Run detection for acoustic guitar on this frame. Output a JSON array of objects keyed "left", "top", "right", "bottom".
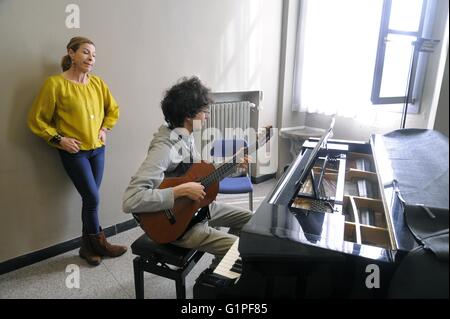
[{"left": 137, "top": 127, "right": 272, "bottom": 244}]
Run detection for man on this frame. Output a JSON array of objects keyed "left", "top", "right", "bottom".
[{"left": 122, "top": 76, "right": 252, "bottom": 268}]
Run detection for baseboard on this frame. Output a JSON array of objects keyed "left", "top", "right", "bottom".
[
  {"left": 0, "top": 218, "right": 138, "bottom": 276},
  {"left": 251, "top": 173, "right": 276, "bottom": 184}
]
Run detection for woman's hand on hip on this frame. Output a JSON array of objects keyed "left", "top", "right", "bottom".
[
  {"left": 99, "top": 128, "right": 108, "bottom": 144},
  {"left": 60, "top": 137, "right": 81, "bottom": 153}
]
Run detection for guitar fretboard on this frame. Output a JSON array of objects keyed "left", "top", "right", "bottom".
[
  {"left": 200, "top": 163, "right": 237, "bottom": 188},
  {"left": 198, "top": 131, "right": 270, "bottom": 188}
]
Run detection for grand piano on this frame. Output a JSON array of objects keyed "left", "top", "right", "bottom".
[{"left": 194, "top": 122, "right": 449, "bottom": 298}]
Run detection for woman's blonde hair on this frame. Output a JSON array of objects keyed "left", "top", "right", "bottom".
[{"left": 60, "top": 36, "right": 95, "bottom": 71}]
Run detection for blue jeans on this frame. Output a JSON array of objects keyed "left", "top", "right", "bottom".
[{"left": 58, "top": 146, "right": 105, "bottom": 234}]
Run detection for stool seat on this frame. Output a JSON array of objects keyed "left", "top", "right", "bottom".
[
  {"left": 131, "top": 233, "right": 197, "bottom": 267},
  {"left": 131, "top": 233, "right": 204, "bottom": 299}
]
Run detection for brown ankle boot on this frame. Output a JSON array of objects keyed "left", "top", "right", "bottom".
[
  {"left": 89, "top": 230, "right": 127, "bottom": 258},
  {"left": 79, "top": 235, "right": 102, "bottom": 266}
]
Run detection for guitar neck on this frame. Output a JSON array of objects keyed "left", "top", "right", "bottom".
[
  {"left": 199, "top": 132, "right": 270, "bottom": 188},
  {"left": 200, "top": 162, "right": 239, "bottom": 188}
]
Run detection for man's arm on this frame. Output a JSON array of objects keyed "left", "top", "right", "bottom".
[
  {"left": 122, "top": 143, "right": 174, "bottom": 213},
  {"left": 122, "top": 142, "right": 207, "bottom": 214}
]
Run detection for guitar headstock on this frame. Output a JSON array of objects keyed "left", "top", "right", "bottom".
[
  {"left": 257, "top": 125, "right": 273, "bottom": 147},
  {"left": 219, "top": 126, "right": 274, "bottom": 166},
  {"left": 237, "top": 125, "right": 273, "bottom": 157}
]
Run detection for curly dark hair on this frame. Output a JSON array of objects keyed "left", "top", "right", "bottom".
[{"left": 161, "top": 76, "right": 213, "bottom": 129}]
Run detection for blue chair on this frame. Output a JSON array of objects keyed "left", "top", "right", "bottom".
[{"left": 211, "top": 139, "right": 254, "bottom": 211}]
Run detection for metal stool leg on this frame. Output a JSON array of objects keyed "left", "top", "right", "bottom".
[
  {"left": 133, "top": 257, "right": 144, "bottom": 299},
  {"left": 249, "top": 191, "right": 253, "bottom": 211}
]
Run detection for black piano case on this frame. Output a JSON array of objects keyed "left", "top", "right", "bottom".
[{"left": 389, "top": 204, "right": 448, "bottom": 298}]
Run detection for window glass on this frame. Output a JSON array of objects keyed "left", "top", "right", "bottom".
[
  {"left": 379, "top": 34, "right": 416, "bottom": 97},
  {"left": 389, "top": 0, "right": 424, "bottom": 32}
]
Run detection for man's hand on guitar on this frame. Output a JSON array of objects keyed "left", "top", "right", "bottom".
[
  {"left": 237, "top": 153, "right": 252, "bottom": 172},
  {"left": 173, "top": 182, "right": 206, "bottom": 201}
]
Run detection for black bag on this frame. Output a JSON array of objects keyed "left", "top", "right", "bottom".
[{"left": 389, "top": 205, "right": 449, "bottom": 298}]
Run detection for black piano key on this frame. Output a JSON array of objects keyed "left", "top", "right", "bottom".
[
  {"left": 230, "top": 265, "right": 242, "bottom": 273},
  {"left": 230, "top": 258, "right": 243, "bottom": 273}
]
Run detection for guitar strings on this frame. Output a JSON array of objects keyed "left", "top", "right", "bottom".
[{"left": 198, "top": 133, "right": 268, "bottom": 188}]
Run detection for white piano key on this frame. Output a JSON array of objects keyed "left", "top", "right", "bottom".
[{"left": 213, "top": 239, "right": 241, "bottom": 279}]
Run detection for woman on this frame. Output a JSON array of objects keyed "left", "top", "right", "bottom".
[{"left": 28, "top": 37, "right": 127, "bottom": 266}]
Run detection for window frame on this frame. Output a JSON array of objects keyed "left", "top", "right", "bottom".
[{"left": 371, "top": 0, "right": 436, "bottom": 111}]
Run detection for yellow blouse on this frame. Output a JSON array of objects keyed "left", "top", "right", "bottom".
[{"left": 28, "top": 74, "right": 119, "bottom": 150}]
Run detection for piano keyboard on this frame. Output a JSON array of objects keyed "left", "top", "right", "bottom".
[{"left": 213, "top": 239, "right": 241, "bottom": 280}]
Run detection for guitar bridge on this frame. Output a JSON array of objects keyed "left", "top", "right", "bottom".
[{"left": 164, "top": 209, "right": 177, "bottom": 224}]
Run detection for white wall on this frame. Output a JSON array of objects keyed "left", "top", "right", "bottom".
[
  {"left": 432, "top": 51, "right": 449, "bottom": 137},
  {"left": 276, "top": 0, "right": 306, "bottom": 173},
  {"left": 0, "top": 0, "right": 282, "bottom": 263}
]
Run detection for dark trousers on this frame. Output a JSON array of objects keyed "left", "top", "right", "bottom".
[{"left": 58, "top": 146, "right": 105, "bottom": 234}]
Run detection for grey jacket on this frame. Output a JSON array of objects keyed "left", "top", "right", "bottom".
[{"left": 122, "top": 125, "right": 200, "bottom": 214}]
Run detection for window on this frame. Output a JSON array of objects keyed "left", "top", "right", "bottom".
[
  {"left": 371, "top": 0, "right": 438, "bottom": 111},
  {"left": 292, "top": 0, "right": 440, "bottom": 116}
]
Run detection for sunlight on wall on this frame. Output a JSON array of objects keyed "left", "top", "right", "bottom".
[{"left": 215, "top": 0, "right": 263, "bottom": 91}]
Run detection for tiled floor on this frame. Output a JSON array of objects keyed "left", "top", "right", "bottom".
[{"left": 0, "top": 178, "right": 277, "bottom": 299}]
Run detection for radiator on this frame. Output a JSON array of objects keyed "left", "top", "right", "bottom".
[{"left": 205, "top": 101, "right": 254, "bottom": 141}]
